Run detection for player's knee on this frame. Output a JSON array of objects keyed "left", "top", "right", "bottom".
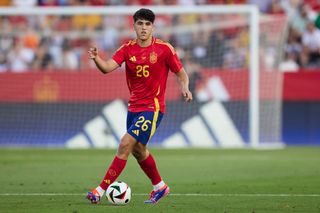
[{"left": 117, "top": 138, "right": 132, "bottom": 159}]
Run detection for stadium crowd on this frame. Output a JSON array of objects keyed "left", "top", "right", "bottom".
[{"left": 0, "top": 0, "right": 320, "bottom": 72}]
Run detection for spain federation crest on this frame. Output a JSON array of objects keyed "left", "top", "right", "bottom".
[{"left": 149, "top": 51, "right": 157, "bottom": 64}]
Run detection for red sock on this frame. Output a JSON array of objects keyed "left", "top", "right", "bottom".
[
  {"left": 99, "top": 156, "right": 127, "bottom": 190},
  {"left": 138, "top": 154, "right": 162, "bottom": 185}
]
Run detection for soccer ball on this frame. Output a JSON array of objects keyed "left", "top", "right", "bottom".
[{"left": 106, "top": 181, "right": 131, "bottom": 205}]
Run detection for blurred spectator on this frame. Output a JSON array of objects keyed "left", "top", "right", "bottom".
[
  {"left": 223, "top": 37, "right": 247, "bottom": 70},
  {"left": 70, "top": 0, "right": 103, "bottom": 31},
  {"left": 7, "top": 39, "right": 35, "bottom": 72},
  {"left": 89, "top": 0, "right": 107, "bottom": 5},
  {"left": 280, "top": 0, "right": 302, "bottom": 19},
  {"left": 192, "top": 31, "right": 210, "bottom": 66},
  {"left": 301, "top": 21, "right": 320, "bottom": 67},
  {"left": 53, "top": 16, "right": 73, "bottom": 32},
  {"left": 279, "top": 52, "right": 300, "bottom": 72},
  {"left": 299, "top": 46, "right": 311, "bottom": 68},
  {"left": 289, "top": 2, "right": 317, "bottom": 34},
  {"left": 284, "top": 27, "right": 302, "bottom": 59},
  {"left": 206, "top": 31, "right": 225, "bottom": 68},
  {"left": 7, "top": 15, "right": 28, "bottom": 32},
  {"left": 32, "top": 38, "right": 53, "bottom": 70},
  {"left": 315, "top": 13, "right": 320, "bottom": 29},
  {"left": 0, "top": 51, "right": 8, "bottom": 72},
  {"left": 12, "top": 0, "right": 37, "bottom": 7},
  {"left": 99, "top": 15, "right": 124, "bottom": 51},
  {"left": 0, "top": 0, "right": 10, "bottom": 6},
  {"left": 304, "top": 0, "right": 320, "bottom": 11},
  {"left": 171, "top": 14, "right": 196, "bottom": 49},
  {"left": 177, "top": 0, "right": 196, "bottom": 5},
  {"left": 72, "top": 15, "right": 102, "bottom": 31},
  {"left": 107, "top": 0, "right": 127, "bottom": 5},
  {"left": 57, "top": 0, "right": 69, "bottom": 5},
  {"left": 161, "top": 0, "right": 177, "bottom": 4},
  {"left": 48, "top": 35, "right": 64, "bottom": 68},
  {"left": 127, "top": 0, "right": 154, "bottom": 5},
  {"left": 61, "top": 39, "right": 79, "bottom": 70},
  {"left": 0, "top": 34, "right": 14, "bottom": 53},
  {"left": 38, "top": 0, "right": 59, "bottom": 6},
  {"left": 207, "top": 0, "right": 245, "bottom": 3},
  {"left": 22, "top": 27, "right": 40, "bottom": 49},
  {"left": 207, "top": 0, "right": 224, "bottom": 3},
  {"left": 247, "top": 0, "right": 273, "bottom": 13},
  {"left": 268, "top": 0, "right": 285, "bottom": 15}
]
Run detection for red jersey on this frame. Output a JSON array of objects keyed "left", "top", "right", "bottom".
[{"left": 112, "top": 37, "right": 182, "bottom": 113}]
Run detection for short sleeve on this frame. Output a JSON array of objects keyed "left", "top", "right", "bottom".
[
  {"left": 166, "top": 45, "right": 183, "bottom": 73},
  {"left": 112, "top": 44, "right": 126, "bottom": 66}
]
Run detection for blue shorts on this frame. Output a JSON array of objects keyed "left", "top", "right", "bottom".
[{"left": 127, "top": 111, "right": 163, "bottom": 145}]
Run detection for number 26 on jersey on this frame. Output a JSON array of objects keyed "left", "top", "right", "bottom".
[{"left": 136, "top": 65, "right": 149, "bottom": 77}]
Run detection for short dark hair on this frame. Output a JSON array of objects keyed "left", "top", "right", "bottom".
[{"left": 133, "top": 8, "right": 155, "bottom": 23}]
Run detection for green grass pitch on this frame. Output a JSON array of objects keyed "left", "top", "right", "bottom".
[{"left": 0, "top": 147, "right": 319, "bottom": 213}]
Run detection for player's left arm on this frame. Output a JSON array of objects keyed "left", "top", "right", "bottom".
[{"left": 175, "top": 68, "right": 193, "bottom": 102}]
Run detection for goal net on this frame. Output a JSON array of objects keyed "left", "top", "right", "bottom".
[{"left": 0, "top": 5, "right": 288, "bottom": 148}]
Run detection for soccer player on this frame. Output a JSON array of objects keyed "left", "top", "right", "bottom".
[{"left": 86, "top": 8, "right": 192, "bottom": 204}]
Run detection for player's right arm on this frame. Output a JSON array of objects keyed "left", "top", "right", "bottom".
[{"left": 88, "top": 47, "right": 119, "bottom": 74}]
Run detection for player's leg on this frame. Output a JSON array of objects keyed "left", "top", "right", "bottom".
[
  {"left": 132, "top": 143, "right": 170, "bottom": 204},
  {"left": 132, "top": 143, "right": 161, "bottom": 186},
  {"left": 99, "top": 133, "right": 137, "bottom": 188},
  {"left": 130, "top": 110, "right": 169, "bottom": 204},
  {"left": 87, "top": 133, "right": 137, "bottom": 204}
]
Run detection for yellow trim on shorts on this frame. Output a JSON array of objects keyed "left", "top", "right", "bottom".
[{"left": 149, "top": 97, "right": 160, "bottom": 140}]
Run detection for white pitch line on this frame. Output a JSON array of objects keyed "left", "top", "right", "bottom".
[
  {"left": 0, "top": 193, "right": 319, "bottom": 197},
  {"left": 167, "top": 193, "right": 320, "bottom": 197}
]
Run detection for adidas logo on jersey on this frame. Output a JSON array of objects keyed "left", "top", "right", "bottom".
[
  {"left": 129, "top": 56, "right": 136, "bottom": 62},
  {"left": 132, "top": 129, "right": 139, "bottom": 136}
]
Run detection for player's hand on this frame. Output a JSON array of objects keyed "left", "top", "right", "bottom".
[
  {"left": 182, "top": 89, "right": 193, "bottom": 102},
  {"left": 88, "top": 47, "right": 98, "bottom": 59}
]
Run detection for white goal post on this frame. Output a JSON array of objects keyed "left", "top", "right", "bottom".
[{"left": 0, "top": 5, "right": 286, "bottom": 148}]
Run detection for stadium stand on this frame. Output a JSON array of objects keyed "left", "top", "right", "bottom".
[{"left": 0, "top": 0, "right": 319, "bottom": 72}]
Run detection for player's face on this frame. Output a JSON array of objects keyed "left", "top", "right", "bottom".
[{"left": 134, "top": 19, "right": 154, "bottom": 42}]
